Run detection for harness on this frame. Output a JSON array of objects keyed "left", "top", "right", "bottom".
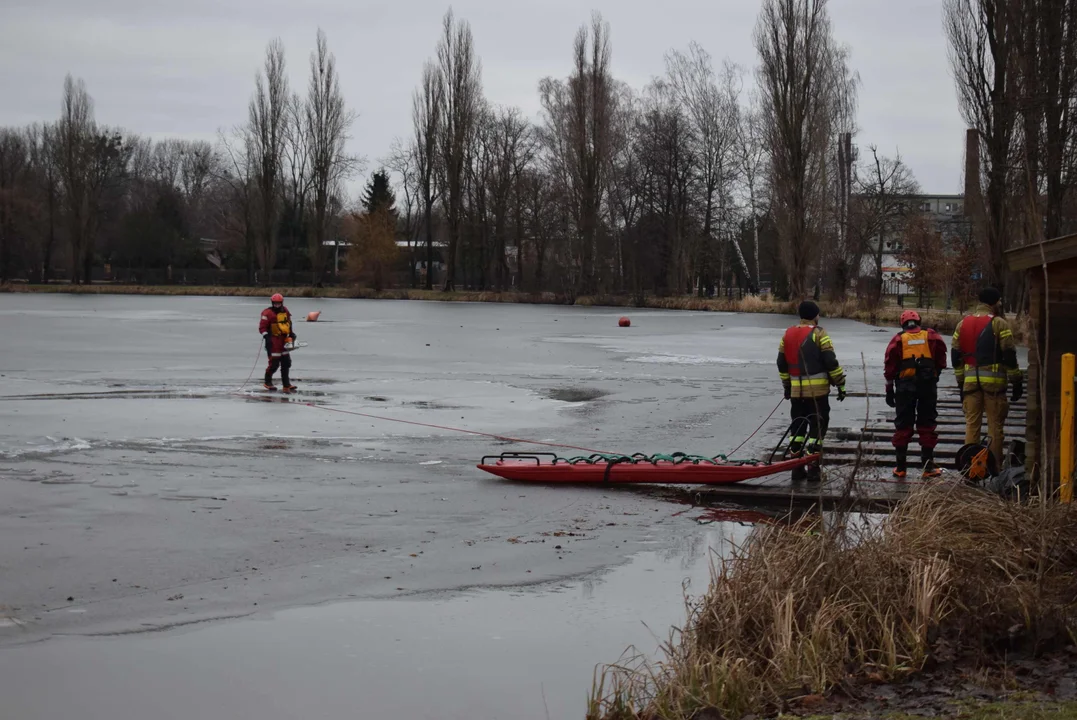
[
  {"left": 959, "top": 314, "right": 1005, "bottom": 390},
  {"left": 270, "top": 310, "right": 292, "bottom": 337},
  {"left": 898, "top": 329, "right": 935, "bottom": 383},
  {"left": 783, "top": 325, "right": 828, "bottom": 397}
]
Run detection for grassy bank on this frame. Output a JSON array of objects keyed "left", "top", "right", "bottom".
[
  {"left": 806, "top": 700, "right": 1077, "bottom": 719},
  {"left": 587, "top": 483, "right": 1077, "bottom": 720},
  {"left": 1, "top": 283, "right": 985, "bottom": 334}
]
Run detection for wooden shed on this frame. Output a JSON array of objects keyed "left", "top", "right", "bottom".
[{"left": 1004, "top": 232, "right": 1077, "bottom": 487}]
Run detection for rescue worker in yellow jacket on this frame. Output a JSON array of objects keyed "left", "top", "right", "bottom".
[
  {"left": 951, "top": 287, "right": 1022, "bottom": 464},
  {"left": 777, "top": 301, "right": 847, "bottom": 481}
]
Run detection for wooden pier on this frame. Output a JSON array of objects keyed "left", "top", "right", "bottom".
[{"left": 657, "top": 388, "right": 1027, "bottom": 513}]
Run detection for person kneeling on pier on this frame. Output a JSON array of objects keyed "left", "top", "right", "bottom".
[
  {"left": 777, "top": 301, "right": 847, "bottom": 482},
  {"left": 884, "top": 310, "right": 947, "bottom": 479}
]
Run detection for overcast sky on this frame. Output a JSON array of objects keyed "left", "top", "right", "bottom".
[{"left": 0, "top": 0, "right": 966, "bottom": 196}]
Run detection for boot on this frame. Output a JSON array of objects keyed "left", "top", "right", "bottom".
[
  {"left": 281, "top": 371, "right": 296, "bottom": 393},
  {"left": 263, "top": 371, "right": 276, "bottom": 391},
  {"left": 921, "top": 448, "right": 941, "bottom": 478},
  {"left": 893, "top": 446, "right": 908, "bottom": 479},
  {"left": 791, "top": 464, "right": 807, "bottom": 482}
]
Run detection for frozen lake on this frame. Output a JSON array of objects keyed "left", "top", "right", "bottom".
[{"left": 0, "top": 294, "right": 892, "bottom": 718}]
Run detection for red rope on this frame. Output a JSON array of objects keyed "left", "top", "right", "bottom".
[
  {"left": 297, "top": 402, "right": 612, "bottom": 455},
  {"left": 234, "top": 386, "right": 787, "bottom": 461}
]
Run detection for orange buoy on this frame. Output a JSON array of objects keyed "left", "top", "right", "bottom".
[
  {"left": 306, "top": 311, "right": 321, "bottom": 322},
  {"left": 618, "top": 316, "right": 631, "bottom": 327}
]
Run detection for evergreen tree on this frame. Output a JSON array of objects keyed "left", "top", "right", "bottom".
[{"left": 361, "top": 169, "right": 396, "bottom": 216}]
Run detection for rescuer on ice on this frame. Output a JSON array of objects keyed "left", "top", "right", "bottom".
[
  {"left": 951, "top": 287, "right": 1022, "bottom": 465},
  {"left": 260, "top": 293, "right": 298, "bottom": 393},
  {"left": 883, "top": 310, "right": 948, "bottom": 478},
  {"left": 777, "top": 301, "right": 847, "bottom": 481}
]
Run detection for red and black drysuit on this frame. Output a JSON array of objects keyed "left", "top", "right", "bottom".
[
  {"left": 259, "top": 304, "right": 296, "bottom": 388},
  {"left": 883, "top": 325, "right": 947, "bottom": 472}
]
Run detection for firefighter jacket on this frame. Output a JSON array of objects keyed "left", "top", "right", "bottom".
[
  {"left": 777, "top": 320, "right": 846, "bottom": 399},
  {"left": 950, "top": 304, "right": 1020, "bottom": 393},
  {"left": 884, "top": 326, "right": 947, "bottom": 388}
]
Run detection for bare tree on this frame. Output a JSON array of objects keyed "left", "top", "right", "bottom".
[
  {"left": 54, "top": 75, "right": 129, "bottom": 284},
  {"left": 1009, "top": 0, "right": 1077, "bottom": 240},
  {"left": 633, "top": 79, "right": 697, "bottom": 296},
  {"left": 850, "top": 146, "right": 920, "bottom": 305},
  {"left": 177, "top": 140, "right": 217, "bottom": 240},
  {"left": 54, "top": 75, "right": 94, "bottom": 284},
  {"left": 385, "top": 139, "right": 421, "bottom": 286},
  {"left": 435, "top": 9, "right": 482, "bottom": 291},
  {"left": 282, "top": 92, "right": 310, "bottom": 284},
  {"left": 26, "top": 123, "right": 62, "bottom": 283},
  {"left": 539, "top": 12, "right": 615, "bottom": 295},
  {"left": 606, "top": 82, "right": 644, "bottom": 294},
  {"left": 0, "top": 129, "right": 31, "bottom": 282},
  {"left": 413, "top": 60, "right": 443, "bottom": 290},
  {"left": 944, "top": 0, "right": 1019, "bottom": 296},
  {"left": 897, "top": 212, "right": 943, "bottom": 306},
  {"left": 1036, "top": 0, "right": 1077, "bottom": 239},
  {"left": 306, "top": 29, "right": 359, "bottom": 286},
  {"left": 247, "top": 38, "right": 289, "bottom": 282},
  {"left": 484, "top": 106, "right": 535, "bottom": 290},
  {"left": 217, "top": 125, "right": 257, "bottom": 277},
  {"left": 754, "top": 0, "right": 858, "bottom": 300},
  {"left": 519, "top": 167, "right": 557, "bottom": 292},
  {"left": 735, "top": 88, "right": 768, "bottom": 289},
  {"left": 666, "top": 47, "right": 751, "bottom": 293}
]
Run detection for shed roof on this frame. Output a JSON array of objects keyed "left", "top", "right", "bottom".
[{"left": 1005, "top": 232, "right": 1077, "bottom": 272}]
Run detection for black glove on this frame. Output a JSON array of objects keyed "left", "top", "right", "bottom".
[
  {"left": 1011, "top": 379, "right": 1023, "bottom": 403},
  {"left": 783, "top": 383, "right": 791, "bottom": 400},
  {"left": 885, "top": 384, "right": 896, "bottom": 408},
  {"left": 957, "top": 384, "right": 964, "bottom": 402},
  {"left": 837, "top": 386, "right": 847, "bottom": 402},
  {"left": 263, "top": 333, "right": 271, "bottom": 353},
  {"left": 289, "top": 332, "right": 297, "bottom": 341}
]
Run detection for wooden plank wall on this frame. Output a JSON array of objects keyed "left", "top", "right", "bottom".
[{"left": 1026, "top": 257, "right": 1077, "bottom": 486}]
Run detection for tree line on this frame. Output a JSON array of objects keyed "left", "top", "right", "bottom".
[{"left": 0, "top": 0, "right": 1074, "bottom": 303}]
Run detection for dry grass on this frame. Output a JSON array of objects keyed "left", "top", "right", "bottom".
[{"left": 587, "top": 483, "right": 1077, "bottom": 720}]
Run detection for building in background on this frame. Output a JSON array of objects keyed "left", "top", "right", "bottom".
[{"left": 859, "top": 192, "right": 973, "bottom": 296}]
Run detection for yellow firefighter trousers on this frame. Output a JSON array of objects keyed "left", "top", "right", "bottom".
[{"left": 962, "top": 390, "right": 1010, "bottom": 464}]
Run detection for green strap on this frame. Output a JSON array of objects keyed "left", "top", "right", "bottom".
[{"left": 546, "top": 452, "right": 758, "bottom": 466}]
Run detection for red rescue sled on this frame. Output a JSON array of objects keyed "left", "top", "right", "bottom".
[{"left": 476, "top": 451, "right": 820, "bottom": 485}]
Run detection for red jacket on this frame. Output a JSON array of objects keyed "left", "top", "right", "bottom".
[
  {"left": 259, "top": 305, "right": 293, "bottom": 356},
  {"left": 884, "top": 325, "right": 947, "bottom": 384}
]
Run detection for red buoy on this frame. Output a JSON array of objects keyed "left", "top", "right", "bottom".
[
  {"left": 618, "top": 316, "right": 631, "bottom": 327},
  {"left": 307, "top": 311, "right": 321, "bottom": 322}
]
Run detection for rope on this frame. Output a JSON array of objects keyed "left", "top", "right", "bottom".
[
  {"left": 300, "top": 402, "right": 612, "bottom": 455},
  {"left": 727, "top": 398, "right": 785, "bottom": 457},
  {"left": 232, "top": 359, "right": 787, "bottom": 462},
  {"left": 237, "top": 340, "right": 265, "bottom": 393}
]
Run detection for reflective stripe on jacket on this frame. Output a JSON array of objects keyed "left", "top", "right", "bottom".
[
  {"left": 950, "top": 305, "right": 1020, "bottom": 392},
  {"left": 777, "top": 321, "right": 846, "bottom": 399}
]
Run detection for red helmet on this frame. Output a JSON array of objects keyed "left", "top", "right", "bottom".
[
  {"left": 900, "top": 310, "right": 921, "bottom": 326},
  {"left": 270, "top": 293, "right": 284, "bottom": 303}
]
